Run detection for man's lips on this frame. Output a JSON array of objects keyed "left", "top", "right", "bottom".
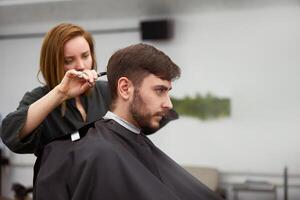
[
  {"left": 153, "top": 111, "right": 168, "bottom": 120},
  {"left": 154, "top": 115, "right": 163, "bottom": 120}
]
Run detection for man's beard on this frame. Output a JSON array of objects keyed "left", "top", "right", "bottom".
[{"left": 129, "top": 90, "right": 165, "bottom": 133}]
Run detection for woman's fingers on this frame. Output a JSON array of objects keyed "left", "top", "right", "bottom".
[
  {"left": 63, "top": 69, "right": 99, "bottom": 89},
  {"left": 81, "top": 70, "right": 96, "bottom": 81},
  {"left": 91, "top": 70, "right": 98, "bottom": 81}
]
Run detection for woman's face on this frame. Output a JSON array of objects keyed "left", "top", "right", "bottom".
[{"left": 63, "top": 36, "right": 93, "bottom": 72}]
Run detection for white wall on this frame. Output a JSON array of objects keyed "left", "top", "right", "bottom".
[
  {"left": 1, "top": 4, "right": 300, "bottom": 199},
  {"left": 150, "top": 5, "right": 300, "bottom": 175}
]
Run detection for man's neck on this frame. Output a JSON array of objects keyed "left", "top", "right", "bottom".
[
  {"left": 112, "top": 106, "right": 140, "bottom": 129},
  {"left": 104, "top": 111, "right": 141, "bottom": 134}
]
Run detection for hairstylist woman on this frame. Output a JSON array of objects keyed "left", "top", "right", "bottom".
[{"left": 1, "top": 23, "right": 110, "bottom": 156}]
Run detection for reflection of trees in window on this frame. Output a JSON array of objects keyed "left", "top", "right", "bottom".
[{"left": 171, "top": 93, "right": 231, "bottom": 120}]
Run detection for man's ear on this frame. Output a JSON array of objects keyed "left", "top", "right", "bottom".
[{"left": 117, "top": 77, "right": 133, "bottom": 100}]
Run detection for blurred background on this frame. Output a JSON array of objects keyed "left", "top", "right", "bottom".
[{"left": 0, "top": 0, "right": 300, "bottom": 199}]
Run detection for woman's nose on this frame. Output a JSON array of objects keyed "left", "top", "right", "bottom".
[{"left": 75, "top": 59, "right": 85, "bottom": 71}]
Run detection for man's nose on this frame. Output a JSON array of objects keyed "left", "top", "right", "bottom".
[{"left": 163, "top": 96, "right": 173, "bottom": 110}]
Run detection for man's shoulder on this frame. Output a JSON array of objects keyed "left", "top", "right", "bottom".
[
  {"left": 74, "top": 121, "right": 125, "bottom": 164},
  {"left": 63, "top": 120, "right": 118, "bottom": 152},
  {"left": 43, "top": 119, "right": 125, "bottom": 162}
]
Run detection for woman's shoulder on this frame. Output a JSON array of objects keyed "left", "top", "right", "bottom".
[
  {"left": 29, "top": 85, "right": 49, "bottom": 95},
  {"left": 94, "top": 80, "right": 110, "bottom": 96},
  {"left": 21, "top": 85, "right": 49, "bottom": 105},
  {"left": 90, "top": 80, "right": 111, "bottom": 109},
  {"left": 95, "top": 80, "right": 108, "bottom": 89}
]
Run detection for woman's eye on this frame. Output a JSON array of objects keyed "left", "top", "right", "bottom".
[
  {"left": 82, "top": 53, "right": 90, "bottom": 59},
  {"left": 64, "top": 59, "right": 73, "bottom": 65}
]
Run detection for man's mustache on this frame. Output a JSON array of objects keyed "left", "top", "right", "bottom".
[{"left": 154, "top": 111, "right": 169, "bottom": 118}]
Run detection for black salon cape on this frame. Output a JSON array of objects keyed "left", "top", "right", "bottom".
[{"left": 34, "top": 119, "right": 223, "bottom": 200}]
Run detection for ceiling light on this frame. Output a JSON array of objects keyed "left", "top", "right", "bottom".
[{"left": 0, "top": 0, "right": 72, "bottom": 6}]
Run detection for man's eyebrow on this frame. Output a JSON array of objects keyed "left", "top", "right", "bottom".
[{"left": 154, "top": 85, "right": 172, "bottom": 91}]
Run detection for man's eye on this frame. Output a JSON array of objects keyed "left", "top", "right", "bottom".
[{"left": 156, "top": 89, "right": 164, "bottom": 95}]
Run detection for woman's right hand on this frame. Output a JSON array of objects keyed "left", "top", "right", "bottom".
[
  {"left": 55, "top": 69, "right": 98, "bottom": 100},
  {"left": 18, "top": 69, "right": 97, "bottom": 139}
]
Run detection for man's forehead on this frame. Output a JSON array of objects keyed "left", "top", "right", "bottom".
[{"left": 142, "top": 74, "right": 172, "bottom": 88}]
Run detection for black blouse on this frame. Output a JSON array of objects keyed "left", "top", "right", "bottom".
[{"left": 0, "top": 81, "right": 111, "bottom": 156}]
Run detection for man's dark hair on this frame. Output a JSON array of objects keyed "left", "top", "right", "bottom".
[{"left": 106, "top": 43, "right": 181, "bottom": 102}]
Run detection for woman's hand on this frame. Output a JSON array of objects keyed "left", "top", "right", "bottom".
[
  {"left": 55, "top": 69, "right": 98, "bottom": 100},
  {"left": 18, "top": 69, "right": 98, "bottom": 139}
]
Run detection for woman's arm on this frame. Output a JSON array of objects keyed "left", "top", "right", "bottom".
[
  {"left": 19, "top": 69, "right": 97, "bottom": 139},
  {"left": 18, "top": 86, "right": 67, "bottom": 139}
]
